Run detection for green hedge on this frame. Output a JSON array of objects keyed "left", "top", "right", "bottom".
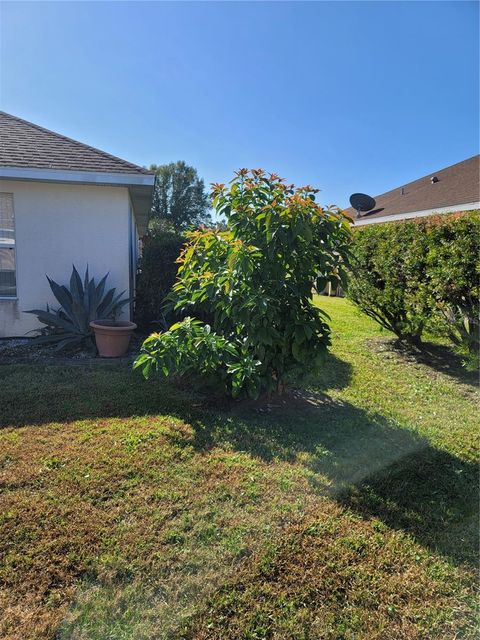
[
  {"left": 347, "top": 211, "right": 479, "bottom": 366},
  {"left": 134, "top": 232, "right": 186, "bottom": 330},
  {"left": 425, "top": 213, "right": 479, "bottom": 359}
]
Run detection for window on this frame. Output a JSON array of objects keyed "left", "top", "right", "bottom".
[{"left": 0, "top": 193, "right": 16, "bottom": 297}]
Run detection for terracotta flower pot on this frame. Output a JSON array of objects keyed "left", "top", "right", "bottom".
[{"left": 90, "top": 320, "right": 137, "bottom": 358}]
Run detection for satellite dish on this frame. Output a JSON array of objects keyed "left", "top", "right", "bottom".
[{"left": 349, "top": 193, "right": 376, "bottom": 217}]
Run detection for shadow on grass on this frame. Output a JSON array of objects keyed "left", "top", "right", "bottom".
[
  {"left": 337, "top": 446, "right": 478, "bottom": 567},
  {"left": 300, "top": 350, "right": 353, "bottom": 391},
  {"left": 0, "top": 355, "right": 477, "bottom": 568},
  {"left": 374, "top": 337, "right": 479, "bottom": 388},
  {"left": 189, "top": 390, "right": 478, "bottom": 567},
  {"left": 0, "top": 353, "right": 352, "bottom": 428}
]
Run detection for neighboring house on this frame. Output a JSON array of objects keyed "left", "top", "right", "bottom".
[
  {"left": 325, "top": 155, "right": 480, "bottom": 298},
  {"left": 344, "top": 155, "right": 480, "bottom": 225},
  {"left": 0, "top": 111, "right": 155, "bottom": 337}
]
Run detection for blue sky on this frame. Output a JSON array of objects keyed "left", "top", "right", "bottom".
[{"left": 1, "top": 1, "right": 478, "bottom": 210}]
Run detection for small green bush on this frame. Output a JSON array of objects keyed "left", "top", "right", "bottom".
[
  {"left": 134, "top": 231, "right": 186, "bottom": 329},
  {"left": 135, "top": 169, "right": 351, "bottom": 397},
  {"left": 347, "top": 221, "right": 430, "bottom": 343}
]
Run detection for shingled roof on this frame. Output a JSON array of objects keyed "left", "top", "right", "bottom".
[
  {"left": 0, "top": 111, "right": 152, "bottom": 175},
  {"left": 344, "top": 155, "right": 480, "bottom": 221}
]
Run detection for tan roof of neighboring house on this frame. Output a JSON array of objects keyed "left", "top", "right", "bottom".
[
  {"left": 0, "top": 111, "right": 152, "bottom": 175},
  {"left": 344, "top": 155, "right": 480, "bottom": 221}
]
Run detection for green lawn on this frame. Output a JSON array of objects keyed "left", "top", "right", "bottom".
[{"left": 0, "top": 297, "right": 478, "bottom": 639}]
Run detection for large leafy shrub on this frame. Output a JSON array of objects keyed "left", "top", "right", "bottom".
[
  {"left": 135, "top": 169, "right": 351, "bottom": 397},
  {"left": 347, "top": 211, "right": 479, "bottom": 364},
  {"left": 134, "top": 231, "right": 186, "bottom": 330},
  {"left": 425, "top": 212, "right": 479, "bottom": 364},
  {"left": 26, "top": 265, "right": 129, "bottom": 351},
  {"left": 347, "top": 220, "right": 430, "bottom": 342}
]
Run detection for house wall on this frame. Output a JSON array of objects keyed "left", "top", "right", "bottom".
[{"left": 0, "top": 179, "right": 132, "bottom": 337}]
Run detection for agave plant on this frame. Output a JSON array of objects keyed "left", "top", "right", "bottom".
[{"left": 26, "top": 265, "right": 130, "bottom": 351}]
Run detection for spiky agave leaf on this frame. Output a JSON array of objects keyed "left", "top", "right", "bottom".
[
  {"left": 70, "top": 264, "right": 84, "bottom": 301},
  {"left": 98, "top": 289, "right": 130, "bottom": 319},
  {"left": 24, "top": 309, "right": 78, "bottom": 333},
  {"left": 95, "top": 287, "right": 116, "bottom": 318},
  {"left": 83, "top": 265, "right": 90, "bottom": 318},
  {"left": 25, "top": 265, "right": 131, "bottom": 351},
  {"left": 46, "top": 277, "right": 75, "bottom": 322}
]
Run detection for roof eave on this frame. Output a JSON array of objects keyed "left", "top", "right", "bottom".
[
  {"left": 129, "top": 184, "right": 154, "bottom": 236},
  {"left": 0, "top": 166, "right": 155, "bottom": 187},
  {"left": 354, "top": 201, "right": 480, "bottom": 225}
]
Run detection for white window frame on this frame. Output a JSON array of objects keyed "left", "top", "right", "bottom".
[{"left": 0, "top": 192, "right": 17, "bottom": 299}]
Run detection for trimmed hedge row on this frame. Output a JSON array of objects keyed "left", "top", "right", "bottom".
[
  {"left": 134, "top": 231, "right": 186, "bottom": 330},
  {"left": 347, "top": 211, "right": 479, "bottom": 366}
]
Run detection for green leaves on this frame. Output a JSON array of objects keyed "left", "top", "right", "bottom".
[
  {"left": 425, "top": 212, "right": 479, "bottom": 366},
  {"left": 347, "top": 222, "right": 429, "bottom": 342},
  {"left": 25, "top": 265, "right": 130, "bottom": 352},
  {"left": 134, "top": 317, "right": 262, "bottom": 398},
  {"left": 136, "top": 169, "right": 351, "bottom": 397},
  {"left": 150, "top": 161, "right": 211, "bottom": 232},
  {"left": 347, "top": 211, "right": 479, "bottom": 367}
]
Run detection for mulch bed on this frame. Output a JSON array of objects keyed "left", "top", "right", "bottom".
[{"left": 0, "top": 333, "right": 145, "bottom": 366}]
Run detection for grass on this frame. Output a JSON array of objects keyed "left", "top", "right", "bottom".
[{"left": 0, "top": 297, "right": 478, "bottom": 639}]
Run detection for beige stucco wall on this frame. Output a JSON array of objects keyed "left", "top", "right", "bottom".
[{"left": 0, "top": 179, "right": 132, "bottom": 337}]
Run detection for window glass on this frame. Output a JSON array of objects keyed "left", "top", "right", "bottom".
[{"left": 0, "top": 193, "right": 16, "bottom": 297}]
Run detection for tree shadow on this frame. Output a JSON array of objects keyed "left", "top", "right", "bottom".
[
  {"left": 0, "top": 357, "right": 477, "bottom": 568},
  {"left": 375, "top": 337, "right": 478, "bottom": 388},
  {"left": 0, "top": 364, "right": 199, "bottom": 429},
  {"left": 337, "top": 446, "right": 478, "bottom": 568},
  {"left": 189, "top": 390, "right": 478, "bottom": 568},
  {"left": 300, "top": 351, "right": 353, "bottom": 391},
  {"left": 0, "top": 353, "right": 352, "bottom": 429}
]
